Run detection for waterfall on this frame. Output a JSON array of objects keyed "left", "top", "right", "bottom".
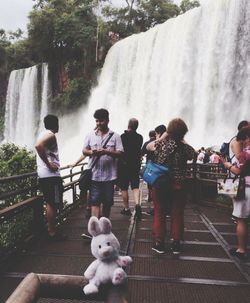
[
  {"left": 39, "top": 63, "right": 51, "bottom": 131},
  {"left": 61, "top": 0, "right": 250, "bottom": 163},
  {"left": 4, "top": 63, "right": 51, "bottom": 149}
]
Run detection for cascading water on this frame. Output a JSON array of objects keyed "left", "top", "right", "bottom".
[
  {"left": 61, "top": 0, "right": 250, "bottom": 163},
  {"left": 4, "top": 63, "right": 51, "bottom": 149},
  {"left": 39, "top": 63, "right": 51, "bottom": 132}
]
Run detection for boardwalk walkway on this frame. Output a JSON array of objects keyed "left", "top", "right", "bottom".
[{"left": 1, "top": 183, "right": 250, "bottom": 302}]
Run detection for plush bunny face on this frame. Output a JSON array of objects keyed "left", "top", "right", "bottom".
[
  {"left": 88, "top": 216, "right": 121, "bottom": 262},
  {"left": 91, "top": 233, "right": 120, "bottom": 261}
]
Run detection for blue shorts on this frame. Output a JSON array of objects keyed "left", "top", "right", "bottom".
[{"left": 90, "top": 180, "right": 115, "bottom": 207}]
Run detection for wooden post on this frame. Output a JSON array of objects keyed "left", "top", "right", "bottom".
[{"left": 6, "top": 273, "right": 40, "bottom": 303}]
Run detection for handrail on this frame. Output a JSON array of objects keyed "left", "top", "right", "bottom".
[
  {"left": 0, "top": 185, "right": 38, "bottom": 200},
  {"left": 0, "top": 162, "right": 88, "bottom": 183},
  {"left": 0, "top": 196, "right": 43, "bottom": 224},
  {"left": 0, "top": 162, "right": 88, "bottom": 201}
]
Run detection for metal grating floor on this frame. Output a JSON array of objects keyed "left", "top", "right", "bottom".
[
  {"left": 127, "top": 280, "right": 250, "bottom": 303},
  {"left": 2, "top": 184, "right": 250, "bottom": 303}
]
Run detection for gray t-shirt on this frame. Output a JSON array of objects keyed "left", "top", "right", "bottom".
[{"left": 83, "top": 129, "right": 124, "bottom": 181}]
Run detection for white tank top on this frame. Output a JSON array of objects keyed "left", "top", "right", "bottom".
[{"left": 36, "top": 130, "right": 61, "bottom": 178}]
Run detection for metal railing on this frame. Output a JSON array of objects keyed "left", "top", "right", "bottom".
[
  {"left": 0, "top": 162, "right": 229, "bottom": 261},
  {"left": 0, "top": 163, "right": 87, "bottom": 262}
]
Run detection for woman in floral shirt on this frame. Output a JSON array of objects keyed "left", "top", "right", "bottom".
[
  {"left": 222, "top": 126, "right": 250, "bottom": 261},
  {"left": 147, "top": 118, "right": 195, "bottom": 254}
]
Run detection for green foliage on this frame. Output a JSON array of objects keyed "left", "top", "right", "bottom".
[
  {"left": 102, "top": 0, "right": 180, "bottom": 37},
  {"left": 52, "top": 77, "right": 92, "bottom": 113},
  {"left": 0, "top": 143, "right": 37, "bottom": 209},
  {"left": 0, "top": 143, "right": 36, "bottom": 177},
  {"left": 180, "top": 0, "right": 200, "bottom": 13},
  {"left": 28, "top": 0, "right": 97, "bottom": 64},
  {"left": 138, "top": 0, "right": 180, "bottom": 31},
  {"left": 0, "top": 210, "right": 33, "bottom": 251}
]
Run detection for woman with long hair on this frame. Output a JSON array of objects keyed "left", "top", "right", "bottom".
[{"left": 147, "top": 118, "right": 195, "bottom": 254}]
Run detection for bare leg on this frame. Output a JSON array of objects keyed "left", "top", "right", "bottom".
[
  {"left": 236, "top": 219, "right": 248, "bottom": 253},
  {"left": 91, "top": 206, "right": 100, "bottom": 218},
  {"left": 122, "top": 190, "right": 129, "bottom": 209},
  {"left": 46, "top": 203, "right": 56, "bottom": 236},
  {"left": 132, "top": 188, "right": 140, "bottom": 205}
]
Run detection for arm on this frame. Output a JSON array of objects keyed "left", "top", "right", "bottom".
[
  {"left": 84, "top": 260, "right": 100, "bottom": 280},
  {"left": 117, "top": 256, "right": 132, "bottom": 267},
  {"left": 146, "top": 140, "right": 156, "bottom": 152},
  {"left": 231, "top": 139, "right": 242, "bottom": 159},
  {"left": 82, "top": 134, "right": 94, "bottom": 157},
  {"left": 103, "top": 149, "right": 123, "bottom": 158},
  {"left": 157, "top": 131, "right": 168, "bottom": 142},
  {"left": 103, "top": 133, "right": 124, "bottom": 158},
  {"left": 69, "top": 154, "right": 86, "bottom": 167},
  {"left": 35, "top": 132, "right": 58, "bottom": 171},
  {"left": 222, "top": 161, "right": 240, "bottom": 175},
  {"left": 83, "top": 148, "right": 94, "bottom": 157}
]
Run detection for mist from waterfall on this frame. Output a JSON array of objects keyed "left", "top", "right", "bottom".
[
  {"left": 61, "top": 0, "right": 250, "bottom": 163},
  {"left": 4, "top": 63, "right": 51, "bottom": 150}
]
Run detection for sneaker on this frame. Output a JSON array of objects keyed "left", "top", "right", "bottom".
[
  {"left": 171, "top": 240, "right": 181, "bottom": 255},
  {"left": 48, "top": 233, "right": 67, "bottom": 242},
  {"left": 135, "top": 205, "right": 142, "bottom": 220},
  {"left": 145, "top": 209, "right": 154, "bottom": 216},
  {"left": 120, "top": 208, "right": 132, "bottom": 216},
  {"left": 81, "top": 232, "right": 92, "bottom": 240},
  {"left": 152, "top": 242, "right": 165, "bottom": 254},
  {"left": 229, "top": 248, "right": 248, "bottom": 261}
]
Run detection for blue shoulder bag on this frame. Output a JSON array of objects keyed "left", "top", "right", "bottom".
[{"left": 143, "top": 160, "right": 170, "bottom": 185}]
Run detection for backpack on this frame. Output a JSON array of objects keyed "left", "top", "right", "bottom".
[{"left": 220, "top": 137, "right": 235, "bottom": 162}]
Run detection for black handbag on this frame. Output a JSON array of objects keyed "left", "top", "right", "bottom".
[
  {"left": 79, "top": 169, "right": 92, "bottom": 191},
  {"left": 78, "top": 132, "right": 114, "bottom": 191}
]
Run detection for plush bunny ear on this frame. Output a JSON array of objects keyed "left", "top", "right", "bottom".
[
  {"left": 99, "top": 217, "right": 112, "bottom": 234},
  {"left": 88, "top": 216, "right": 101, "bottom": 237}
]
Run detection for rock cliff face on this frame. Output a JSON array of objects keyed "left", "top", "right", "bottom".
[{"left": 56, "top": 64, "right": 69, "bottom": 94}]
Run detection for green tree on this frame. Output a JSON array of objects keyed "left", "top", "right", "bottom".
[
  {"left": 180, "top": 0, "right": 200, "bottom": 13},
  {"left": 0, "top": 143, "right": 36, "bottom": 210},
  {"left": 28, "top": 0, "right": 99, "bottom": 112},
  {"left": 0, "top": 143, "right": 36, "bottom": 178},
  {"left": 0, "top": 143, "right": 37, "bottom": 253},
  {"left": 102, "top": 0, "right": 180, "bottom": 38}
]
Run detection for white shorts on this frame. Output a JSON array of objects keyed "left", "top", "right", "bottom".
[{"left": 232, "top": 187, "right": 250, "bottom": 219}]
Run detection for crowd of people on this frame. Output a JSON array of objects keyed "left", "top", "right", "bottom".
[{"left": 35, "top": 111, "right": 250, "bottom": 260}]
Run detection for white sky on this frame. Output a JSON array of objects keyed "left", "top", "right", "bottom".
[
  {"left": 0, "top": 0, "right": 34, "bottom": 32},
  {"left": 0, "top": 0, "right": 181, "bottom": 33}
]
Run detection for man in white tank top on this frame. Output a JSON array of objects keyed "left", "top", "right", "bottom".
[{"left": 35, "top": 115, "right": 65, "bottom": 241}]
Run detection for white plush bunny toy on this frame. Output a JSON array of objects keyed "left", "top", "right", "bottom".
[{"left": 83, "top": 216, "right": 132, "bottom": 295}]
